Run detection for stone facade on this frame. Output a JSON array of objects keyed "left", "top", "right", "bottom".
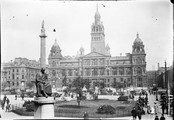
[
  {"left": 1, "top": 7, "right": 147, "bottom": 90},
  {"left": 1, "top": 58, "right": 40, "bottom": 90},
  {"left": 48, "top": 8, "right": 147, "bottom": 89}
]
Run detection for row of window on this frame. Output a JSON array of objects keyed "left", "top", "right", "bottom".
[
  {"left": 8, "top": 81, "right": 19, "bottom": 86},
  {"left": 50, "top": 67, "right": 132, "bottom": 77},
  {"left": 10, "top": 68, "right": 25, "bottom": 73},
  {"left": 10, "top": 74, "right": 25, "bottom": 80},
  {"left": 92, "top": 36, "right": 102, "bottom": 41},
  {"left": 92, "top": 26, "right": 104, "bottom": 33},
  {"left": 84, "top": 59, "right": 105, "bottom": 65}
]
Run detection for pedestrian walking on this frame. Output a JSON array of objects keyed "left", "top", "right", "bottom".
[
  {"left": 131, "top": 107, "right": 137, "bottom": 120},
  {"left": 154, "top": 115, "right": 159, "bottom": 120},
  {"left": 137, "top": 109, "right": 142, "bottom": 120},
  {"left": 21, "top": 93, "right": 24, "bottom": 100},
  {"left": 161, "top": 101, "right": 165, "bottom": 114},
  {"left": 154, "top": 102, "right": 158, "bottom": 114},
  {"left": 77, "top": 96, "right": 80, "bottom": 107},
  {"left": 6, "top": 98, "right": 10, "bottom": 105},
  {"left": 1, "top": 101, "right": 4, "bottom": 110},
  {"left": 147, "top": 103, "right": 151, "bottom": 114},
  {"left": 6, "top": 104, "right": 11, "bottom": 112},
  {"left": 83, "top": 112, "right": 89, "bottom": 120},
  {"left": 15, "top": 94, "right": 17, "bottom": 100},
  {"left": 160, "top": 114, "right": 165, "bottom": 120},
  {"left": 3, "top": 95, "right": 7, "bottom": 105}
]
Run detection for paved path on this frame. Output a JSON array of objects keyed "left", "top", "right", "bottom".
[{"left": 0, "top": 93, "right": 173, "bottom": 120}]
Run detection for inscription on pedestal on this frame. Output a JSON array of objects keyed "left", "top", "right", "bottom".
[{"left": 32, "top": 97, "right": 55, "bottom": 119}]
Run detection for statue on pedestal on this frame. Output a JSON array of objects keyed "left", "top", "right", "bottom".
[{"left": 35, "top": 68, "right": 52, "bottom": 98}]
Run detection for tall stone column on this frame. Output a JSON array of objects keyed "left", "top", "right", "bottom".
[{"left": 40, "top": 20, "right": 47, "bottom": 68}]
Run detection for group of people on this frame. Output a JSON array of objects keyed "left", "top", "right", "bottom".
[
  {"left": 131, "top": 90, "right": 166, "bottom": 120},
  {"left": 1, "top": 95, "right": 11, "bottom": 112},
  {"left": 131, "top": 95, "right": 147, "bottom": 120},
  {"left": 160, "top": 93, "right": 169, "bottom": 115}
]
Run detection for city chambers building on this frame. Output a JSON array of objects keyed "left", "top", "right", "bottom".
[
  {"left": 48, "top": 8, "right": 147, "bottom": 89},
  {"left": 1, "top": 8, "right": 147, "bottom": 91}
]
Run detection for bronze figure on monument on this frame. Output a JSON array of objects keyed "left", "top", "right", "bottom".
[{"left": 35, "top": 68, "right": 52, "bottom": 98}]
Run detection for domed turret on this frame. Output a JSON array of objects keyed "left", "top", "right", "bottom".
[
  {"left": 79, "top": 46, "right": 84, "bottom": 56},
  {"left": 49, "top": 39, "right": 63, "bottom": 59},
  {"left": 48, "top": 39, "right": 63, "bottom": 67},
  {"left": 51, "top": 39, "right": 61, "bottom": 52},
  {"left": 132, "top": 33, "right": 145, "bottom": 54},
  {"left": 134, "top": 33, "right": 143, "bottom": 44}
]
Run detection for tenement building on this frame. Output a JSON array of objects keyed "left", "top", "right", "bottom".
[
  {"left": 1, "top": 58, "right": 40, "bottom": 91},
  {"left": 48, "top": 8, "right": 147, "bottom": 89}
]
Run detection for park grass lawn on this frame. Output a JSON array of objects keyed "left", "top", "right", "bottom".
[
  {"left": 55, "top": 99, "right": 136, "bottom": 118},
  {"left": 12, "top": 99, "right": 136, "bottom": 118}
]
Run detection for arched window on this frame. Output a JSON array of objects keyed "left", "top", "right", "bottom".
[
  {"left": 96, "top": 27, "right": 98, "bottom": 32},
  {"left": 107, "top": 69, "right": 109, "bottom": 75},
  {"left": 52, "top": 70, "right": 56, "bottom": 76},
  {"left": 112, "top": 67, "right": 117, "bottom": 75},
  {"left": 137, "top": 67, "right": 142, "bottom": 75},
  {"left": 119, "top": 68, "right": 124, "bottom": 75},
  {"left": 137, "top": 57, "right": 142, "bottom": 64},
  {"left": 52, "top": 61, "right": 56, "bottom": 67},
  {"left": 94, "top": 69, "right": 98, "bottom": 76},
  {"left": 91, "top": 69, "right": 94, "bottom": 76},
  {"left": 68, "top": 69, "right": 72, "bottom": 76}
]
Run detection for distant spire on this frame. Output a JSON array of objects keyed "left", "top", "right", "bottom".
[
  {"left": 42, "top": 20, "right": 44, "bottom": 28},
  {"left": 40, "top": 20, "right": 47, "bottom": 37},
  {"left": 96, "top": 4, "right": 98, "bottom": 12},
  {"left": 95, "top": 4, "right": 100, "bottom": 23},
  {"left": 137, "top": 32, "right": 139, "bottom": 38}
]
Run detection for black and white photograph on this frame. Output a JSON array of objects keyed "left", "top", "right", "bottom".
[{"left": 1, "top": 0, "right": 173, "bottom": 119}]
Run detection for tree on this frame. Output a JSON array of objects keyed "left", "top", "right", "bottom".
[
  {"left": 26, "top": 81, "right": 35, "bottom": 89},
  {"left": 111, "top": 81, "right": 124, "bottom": 92},
  {"left": 1, "top": 81, "right": 8, "bottom": 91},
  {"left": 71, "top": 76, "right": 82, "bottom": 92},
  {"left": 81, "top": 79, "right": 90, "bottom": 90},
  {"left": 62, "top": 75, "right": 67, "bottom": 86}
]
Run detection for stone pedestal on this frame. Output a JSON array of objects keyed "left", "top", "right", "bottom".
[{"left": 32, "top": 97, "right": 55, "bottom": 119}]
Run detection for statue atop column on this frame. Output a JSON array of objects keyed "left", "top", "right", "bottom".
[{"left": 35, "top": 68, "right": 52, "bottom": 98}]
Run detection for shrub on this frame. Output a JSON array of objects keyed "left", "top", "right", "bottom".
[
  {"left": 23, "top": 100, "right": 34, "bottom": 112},
  {"left": 116, "top": 106, "right": 126, "bottom": 110},
  {"left": 23, "top": 100, "right": 32, "bottom": 107},
  {"left": 97, "top": 105, "right": 115, "bottom": 114},
  {"left": 26, "top": 102, "right": 34, "bottom": 112},
  {"left": 118, "top": 96, "right": 128, "bottom": 101}
]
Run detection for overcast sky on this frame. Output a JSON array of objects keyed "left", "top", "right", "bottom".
[{"left": 1, "top": 0, "right": 173, "bottom": 70}]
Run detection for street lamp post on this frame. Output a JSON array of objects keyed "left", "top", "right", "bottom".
[
  {"left": 155, "top": 72, "right": 158, "bottom": 101},
  {"left": 165, "top": 61, "right": 170, "bottom": 114},
  {"left": 156, "top": 87, "right": 158, "bottom": 101}
]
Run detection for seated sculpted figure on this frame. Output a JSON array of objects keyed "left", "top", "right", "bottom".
[{"left": 35, "top": 68, "right": 52, "bottom": 98}]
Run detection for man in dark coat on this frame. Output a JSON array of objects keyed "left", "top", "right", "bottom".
[
  {"left": 6, "top": 98, "right": 10, "bottom": 105},
  {"left": 137, "top": 109, "right": 142, "bottom": 120},
  {"left": 160, "top": 114, "right": 165, "bottom": 120},
  {"left": 161, "top": 101, "right": 165, "bottom": 114},
  {"left": 131, "top": 107, "right": 137, "bottom": 120},
  {"left": 3, "top": 95, "right": 7, "bottom": 104},
  {"left": 154, "top": 115, "right": 159, "bottom": 120}
]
